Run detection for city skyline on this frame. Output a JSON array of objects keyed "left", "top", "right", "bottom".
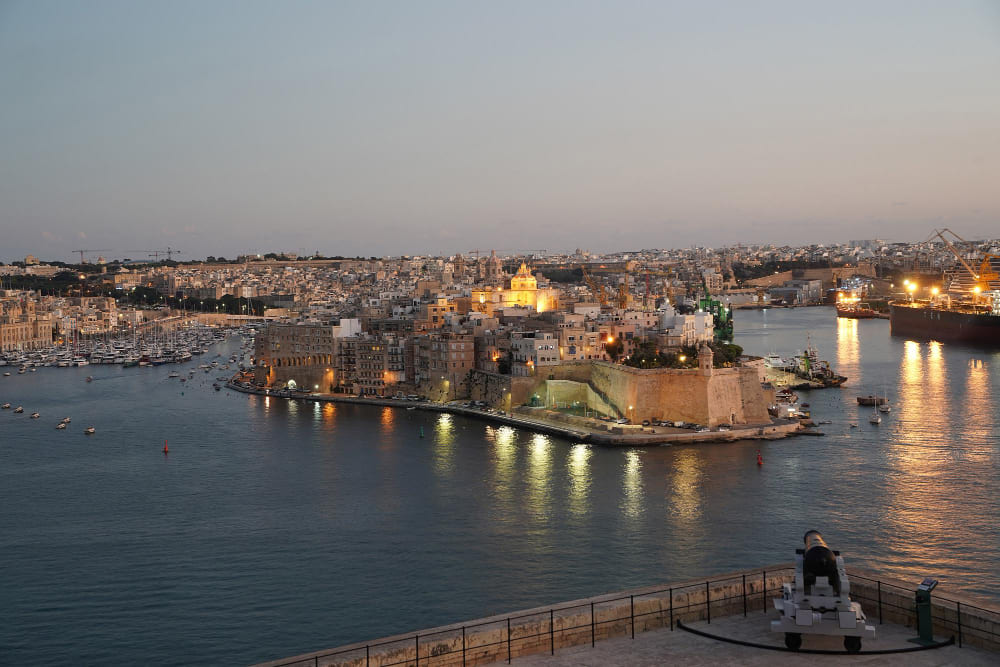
[{"left": 2, "top": 1, "right": 998, "bottom": 263}]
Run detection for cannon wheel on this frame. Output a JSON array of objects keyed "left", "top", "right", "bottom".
[
  {"left": 844, "top": 636, "right": 862, "bottom": 653},
  {"left": 784, "top": 633, "right": 802, "bottom": 650}
]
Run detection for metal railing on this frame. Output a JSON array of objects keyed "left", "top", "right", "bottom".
[{"left": 267, "top": 568, "right": 999, "bottom": 667}]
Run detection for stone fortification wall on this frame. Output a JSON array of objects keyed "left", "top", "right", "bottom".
[
  {"left": 469, "top": 361, "right": 771, "bottom": 428},
  {"left": 467, "top": 370, "right": 535, "bottom": 408}
]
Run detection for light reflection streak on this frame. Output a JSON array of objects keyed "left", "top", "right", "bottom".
[
  {"left": 380, "top": 406, "right": 395, "bottom": 428},
  {"left": 567, "top": 444, "right": 592, "bottom": 517},
  {"left": 527, "top": 433, "right": 552, "bottom": 521},
  {"left": 622, "top": 450, "right": 643, "bottom": 521},
  {"left": 836, "top": 318, "right": 861, "bottom": 384},
  {"left": 885, "top": 340, "right": 954, "bottom": 565},
  {"left": 490, "top": 426, "right": 517, "bottom": 508},
  {"left": 964, "top": 359, "right": 992, "bottom": 457},
  {"left": 434, "top": 413, "right": 455, "bottom": 476},
  {"left": 669, "top": 449, "right": 702, "bottom": 524}
]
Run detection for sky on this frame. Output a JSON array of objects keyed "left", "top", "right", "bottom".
[{"left": 1, "top": 1, "right": 998, "bottom": 263}]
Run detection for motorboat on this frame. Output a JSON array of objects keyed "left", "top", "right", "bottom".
[
  {"left": 61, "top": 417, "right": 71, "bottom": 423},
  {"left": 14, "top": 406, "right": 24, "bottom": 413},
  {"left": 1, "top": 403, "right": 10, "bottom": 409},
  {"left": 56, "top": 422, "right": 67, "bottom": 430},
  {"left": 84, "top": 427, "right": 96, "bottom": 434},
  {"left": 30, "top": 412, "right": 40, "bottom": 419}
]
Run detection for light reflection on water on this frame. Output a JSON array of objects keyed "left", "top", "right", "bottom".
[{"left": 567, "top": 444, "right": 592, "bottom": 518}]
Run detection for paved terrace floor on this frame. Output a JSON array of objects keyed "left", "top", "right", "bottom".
[{"left": 508, "top": 613, "right": 994, "bottom": 666}]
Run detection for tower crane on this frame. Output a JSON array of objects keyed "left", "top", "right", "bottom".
[
  {"left": 580, "top": 265, "right": 609, "bottom": 306},
  {"left": 71, "top": 249, "right": 111, "bottom": 264}
]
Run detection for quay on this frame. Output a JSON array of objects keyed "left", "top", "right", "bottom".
[
  {"left": 255, "top": 565, "right": 1000, "bottom": 666},
  {"left": 225, "top": 379, "right": 803, "bottom": 446}
]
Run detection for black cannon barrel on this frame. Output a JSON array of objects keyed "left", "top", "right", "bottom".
[{"left": 802, "top": 530, "right": 840, "bottom": 594}]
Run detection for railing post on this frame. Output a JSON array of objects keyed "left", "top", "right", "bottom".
[
  {"left": 877, "top": 581, "right": 883, "bottom": 624},
  {"left": 415, "top": 634, "right": 419, "bottom": 667},
  {"left": 462, "top": 625, "right": 466, "bottom": 667},
  {"left": 366, "top": 644, "right": 369, "bottom": 667},
  {"left": 957, "top": 602, "right": 962, "bottom": 648},
  {"left": 669, "top": 588, "right": 674, "bottom": 630},
  {"left": 314, "top": 656, "right": 318, "bottom": 667},
  {"left": 742, "top": 574, "right": 747, "bottom": 617},
  {"left": 630, "top": 595, "right": 635, "bottom": 639},
  {"left": 549, "top": 609, "right": 554, "bottom": 655},
  {"left": 590, "top": 602, "right": 597, "bottom": 648},
  {"left": 762, "top": 570, "right": 766, "bottom": 613},
  {"left": 706, "top": 581, "right": 711, "bottom": 623},
  {"left": 507, "top": 618, "right": 511, "bottom": 664}
]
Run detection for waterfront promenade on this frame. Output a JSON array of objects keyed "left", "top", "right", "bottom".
[{"left": 225, "top": 379, "right": 803, "bottom": 446}]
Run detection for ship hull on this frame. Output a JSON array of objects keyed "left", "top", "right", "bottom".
[{"left": 889, "top": 303, "right": 1000, "bottom": 346}]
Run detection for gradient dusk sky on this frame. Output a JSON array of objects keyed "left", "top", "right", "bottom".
[{"left": 1, "top": 1, "right": 998, "bottom": 262}]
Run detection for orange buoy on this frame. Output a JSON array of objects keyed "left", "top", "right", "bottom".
[
  {"left": 756, "top": 450, "right": 763, "bottom": 466},
  {"left": 163, "top": 439, "right": 169, "bottom": 454}
]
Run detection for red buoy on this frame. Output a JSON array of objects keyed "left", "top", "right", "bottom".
[
  {"left": 163, "top": 439, "right": 169, "bottom": 454},
  {"left": 756, "top": 450, "right": 763, "bottom": 466}
]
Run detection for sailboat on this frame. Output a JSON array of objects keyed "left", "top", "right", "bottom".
[{"left": 869, "top": 403, "right": 881, "bottom": 425}]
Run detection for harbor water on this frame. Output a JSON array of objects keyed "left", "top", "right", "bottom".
[{"left": 1, "top": 307, "right": 997, "bottom": 665}]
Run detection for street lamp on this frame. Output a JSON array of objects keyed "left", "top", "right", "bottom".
[{"left": 906, "top": 282, "right": 917, "bottom": 301}]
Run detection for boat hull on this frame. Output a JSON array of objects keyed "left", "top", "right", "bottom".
[{"left": 889, "top": 303, "right": 1000, "bottom": 346}]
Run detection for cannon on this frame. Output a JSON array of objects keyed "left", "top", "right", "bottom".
[{"left": 771, "top": 530, "right": 875, "bottom": 652}]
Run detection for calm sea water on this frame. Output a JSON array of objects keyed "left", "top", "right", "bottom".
[{"left": 1, "top": 307, "right": 997, "bottom": 666}]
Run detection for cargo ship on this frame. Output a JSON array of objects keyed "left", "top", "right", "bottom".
[
  {"left": 889, "top": 229, "right": 1000, "bottom": 346},
  {"left": 889, "top": 301, "right": 1000, "bottom": 345}
]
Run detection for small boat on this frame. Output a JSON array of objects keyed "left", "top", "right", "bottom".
[
  {"left": 878, "top": 403, "right": 891, "bottom": 414},
  {"left": 869, "top": 411, "right": 881, "bottom": 425},
  {"left": 85, "top": 376, "right": 94, "bottom": 383},
  {"left": 14, "top": 406, "right": 24, "bottom": 413},
  {"left": 1, "top": 403, "right": 9, "bottom": 409},
  {"left": 56, "top": 422, "right": 67, "bottom": 430},
  {"left": 3, "top": 372, "right": 9, "bottom": 377},
  {"left": 84, "top": 427, "right": 96, "bottom": 434},
  {"left": 168, "top": 371, "right": 180, "bottom": 378},
  {"left": 30, "top": 412, "right": 40, "bottom": 418},
  {"left": 61, "top": 417, "right": 71, "bottom": 423},
  {"left": 857, "top": 395, "right": 887, "bottom": 406}
]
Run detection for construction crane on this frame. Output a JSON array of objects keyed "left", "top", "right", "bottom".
[
  {"left": 147, "top": 247, "right": 184, "bottom": 262},
  {"left": 580, "top": 265, "right": 609, "bottom": 306},
  {"left": 71, "top": 249, "right": 112, "bottom": 264}
]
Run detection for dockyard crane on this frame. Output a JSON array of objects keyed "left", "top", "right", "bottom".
[
  {"left": 71, "top": 249, "right": 111, "bottom": 264},
  {"left": 928, "top": 229, "right": 997, "bottom": 290}
]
